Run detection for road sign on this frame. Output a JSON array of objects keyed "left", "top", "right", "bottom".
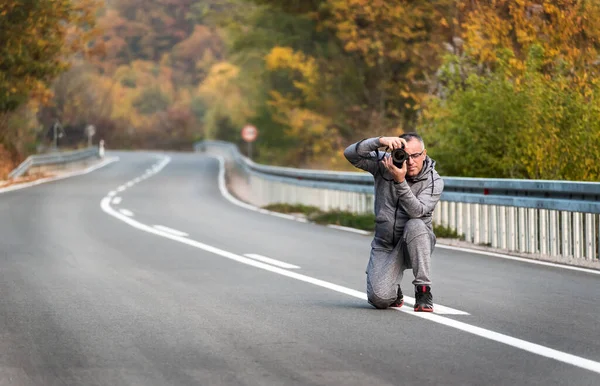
[{"left": 241, "top": 125, "right": 258, "bottom": 142}]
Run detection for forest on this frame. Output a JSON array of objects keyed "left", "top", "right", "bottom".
[{"left": 1, "top": 0, "right": 600, "bottom": 181}]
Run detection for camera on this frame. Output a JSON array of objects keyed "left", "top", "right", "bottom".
[{"left": 391, "top": 145, "right": 409, "bottom": 168}]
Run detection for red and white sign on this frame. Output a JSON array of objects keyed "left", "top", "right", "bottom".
[{"left": 241, "top": 125, "right": 258, "bottom": 142}]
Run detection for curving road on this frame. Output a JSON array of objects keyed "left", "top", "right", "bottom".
[{"left": 0, "top": 151, "right": 599, "bottom": 385}]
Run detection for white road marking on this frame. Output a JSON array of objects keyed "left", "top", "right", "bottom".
[
  {"left": 102, "top": 194, "right": 466, "bottom": 315},
  {"left": 207, "top": 157, "right": 312, "bottom": 224},
  {"left": 327, "top": 224, "right": 371, "bottom": 235},
  {"left": 108, "top": 191, "right": 117, "bottom": 197},
  {"left": 126, "top": 181, "right": 135, "bottom": 187},
  {"left": 117, "top": 186, "right": 126, "bottom": 192},
  {"left": 101, "top": 186, "right": 600, "bottom": 374},
  {"left": 412, "top": 311, "right": 600, "bottom": 375},
  {"left": 259, "top": 210, "right": 303, "bottom": 221},
  {"left": 153, "top": 225, "right": 189, "bottom": 237},
  {"left": 212, "top": 156, "right": 600, "bottom": 276},
  {"left": 112, "top": 197, "right": 122, "bottom": 205},
  {"left": 437, "top": 244, "right": 600, "bottom": 275},
  {"left": 118, "top": 209, "right": 134, "bottom": 217},
  {"left": 0, "top": 157, "right": 119, "bottom": 194},
  {"left": 98, "top": 154, "right": 600, "bottom": 375},
  {"left": 244, "top": 254, "right": 300, "bottom": 269}
]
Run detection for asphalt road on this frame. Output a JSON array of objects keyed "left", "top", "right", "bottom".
[{"left": 1, "top": 151, "right": 599, "bottom": 386}]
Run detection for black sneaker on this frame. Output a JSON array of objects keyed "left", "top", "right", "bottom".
[
  {"left": 390, "top": 286, "right": 404, "bottom": 308},
  {"left": 414, "top": 285, "right": 433, "bottom": 312}
]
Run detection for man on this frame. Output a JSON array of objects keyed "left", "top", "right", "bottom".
[{"left": 344, "top": 133, "right": 444, "bottom": 312}]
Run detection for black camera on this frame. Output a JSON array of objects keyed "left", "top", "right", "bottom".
[{"left": 391, "top": 145, "right": 409, "bottom": 168}]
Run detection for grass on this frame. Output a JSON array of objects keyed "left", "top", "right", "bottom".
[
  {"left": 312, "top": 211, "right": 376, "bottom": 231},
  {"left": 263, "top": 203, "right": 322, "bottom": 217},
  {"left": 433, "top": 224, "right": 465, "bottom": 240},
  {"left": 263, "top": 203, "right": 465, "bottom": 240}
]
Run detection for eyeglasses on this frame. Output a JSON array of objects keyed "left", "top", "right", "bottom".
[{"left": 407, "top": 150, "right": 425, "bottom": 160}]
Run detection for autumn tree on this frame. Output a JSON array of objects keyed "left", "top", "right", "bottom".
[
  {"left": 421, "top": 1, "right": 600, "bottom": 181},
  {"left": 0, "top": 0, "right": 99, "bottom": 113},
  {"left": 0, "top": 0, "right": 100, "bottom": 174}
]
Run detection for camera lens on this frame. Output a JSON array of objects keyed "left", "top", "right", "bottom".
[{"left": 392, "top": 148, "right": 408, "bottom": 167}]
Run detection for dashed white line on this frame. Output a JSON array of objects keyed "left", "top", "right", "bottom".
[
  {"left": 118, "top": 209, "right": 134, "bottom": 217},
  {"left": 244, "top": 253, "right": 301, "bottom": 269},
  {"left": 97, "top": 154, "right": 600, "bottom": 375},
  {"left": 206, "top": 155, "right": 600, "bottom": 374},
  {"left": 112, "top": 197, "right": 122, "bottom": 205},
  {"left": 101, "top": 186, "right": 600, "bottom": 374},
  {"left": 117, "top": 186, "right": 126, "bottom": 192}
]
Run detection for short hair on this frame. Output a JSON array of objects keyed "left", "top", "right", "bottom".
[{"left": 399, "top": 132, "right": 425, "bottom": 149}]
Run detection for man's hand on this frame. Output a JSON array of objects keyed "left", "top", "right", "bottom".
[
  {"left": 379, "top": 136, "right": 407, "bottom": 150},
  {"left": 383, "top": 155, "right": 407, "bottom": 183}
]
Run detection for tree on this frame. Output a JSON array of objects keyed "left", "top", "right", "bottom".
[
  {"left": 0, "top": 0, "right": 100, "bottom": 113},
  {"left": 0, "top": 0, "right": 100, "bottom": 174},
  {"left": 324, "top": 0, "right": 455, "bottom": 128}
]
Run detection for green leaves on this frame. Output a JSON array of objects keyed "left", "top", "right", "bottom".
[{"left": 421, "top": 48, "right": 600, "bottom": 181}]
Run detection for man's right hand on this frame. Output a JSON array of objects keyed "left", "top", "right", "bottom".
[{"left": 379, "top": 136, "right": 407, "bottom": 150}]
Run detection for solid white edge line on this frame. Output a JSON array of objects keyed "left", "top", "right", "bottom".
[
  {"left": 436, "top": 244, "right": 600, "bottom": 275},
  {"left": 327, "top": 224, "right": 371, "bottom": 235},
  {"left": 211, "top": 155, "right": 309, "bottom": 223},
  {"left": 0, "top": 157, "right": 120, "bottom": 194},
  {"left": 209, "top": 154, "right": 466, "bottom": 314},
  {"left": 153, "top": 225, "right": 189, "bottom": 237},
  {"left": 100, "top": 184, "right": 600, "bottom": 375},
  {"left": 244, "top": 253, "right": 301, "bottom": 269},
  {"left": 118, "top": 209, "right": 134, "bottom": 217},
  {"left": 206, "top": 153, "right": 600, "bottom": 276},
  {"left": 99, "top": 154, "right": 600, "bottom": 375},
  {"left": 209, "top": 155, "right": 600, "bottom": 276},
  {"left": 412, "top": 311, "right": 600, "bottom": 375}
]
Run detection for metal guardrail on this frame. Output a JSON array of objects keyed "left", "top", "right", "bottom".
[
  {"left": 196, "top": 140, "right": 600, "bottom": 261},
  {"left": 196, "top": 140, "right": 600, "bottom": 213},
  {"left": 8, "top": 146, "right": 100, "bottom": 179}
]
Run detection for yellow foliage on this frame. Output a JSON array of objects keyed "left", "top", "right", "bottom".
[
  {"left": 459, "top": 0, "right": 600, "bottom": 80},
  {"left": 265, "top": 47, "right": 320, "bottom": 103},
  {"left": 197, "top": 62, "right": 255, "bottom": 138},
  {"left": 110, "top": 60, "right": 177, "bottom": 128},
  {"left": 0, "top": 0, "right": 102, "bottom": 112}
]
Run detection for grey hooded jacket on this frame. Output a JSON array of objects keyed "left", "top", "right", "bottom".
[{"left": 344, "top": 137, "right": 444, "bottom": 250}]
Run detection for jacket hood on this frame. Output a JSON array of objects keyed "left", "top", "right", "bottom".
[{"left": 407, "top": 156, "right": 436, "bottom": 182}]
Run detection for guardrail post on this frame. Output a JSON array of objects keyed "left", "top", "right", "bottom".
[
  {"left": 562, "top": 211, "right": 570, "bottom": 258},
  {"left": 540, "top": 209, "right": 548, "bottom": 255}
]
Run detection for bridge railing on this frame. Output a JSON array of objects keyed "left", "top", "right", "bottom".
[{"left": 196, "top": 140, "right": 600, "bottom": 262}]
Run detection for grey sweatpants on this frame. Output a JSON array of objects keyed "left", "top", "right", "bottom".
[{"left": 366, "top": 219, "right": 436, "bottom": 309}]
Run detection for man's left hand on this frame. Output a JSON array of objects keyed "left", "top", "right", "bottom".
[{"left": 383, "top": 155, "right": 406, "bottom": 183}]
